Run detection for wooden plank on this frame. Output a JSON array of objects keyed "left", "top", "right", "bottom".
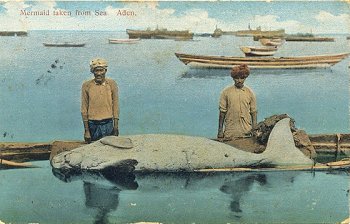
[
  {"left": 0, "top": 142, "right": 51, "bottom": 150},
  {"left": 310, "top": 134, "right": 350, "bottom": 154},
  {"left": 179, "top": 56, "right": 342, "bottom": 66},
  {"left": 0, "top": 159, "right": 35, "bottom": 168},
  {"left": 187, "top": 62, "right": 334, "bottom": 69},
  {"left": 49, "top": 141, "right": 85, "bottom": 160},
  {"left": 0, "top": 142, "right": 52, "bottom": 161},
  {"left": 194, "top": 163, "right": 349, "bottom": 172},
  {"left": 0, "top": 141, "right": 83, "bottom": 162}
]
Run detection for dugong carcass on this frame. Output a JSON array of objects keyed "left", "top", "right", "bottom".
[{"left": 51, "top": 118, "right": 314, "bottom": 172}]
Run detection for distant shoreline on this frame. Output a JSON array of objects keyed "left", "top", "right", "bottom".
[{"left": 7, "top": 30, "right": 350, "bottom": 36}]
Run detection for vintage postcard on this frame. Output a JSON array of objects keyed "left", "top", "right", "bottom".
[{"left": 0, "top": 1, "right": 349, "bottom": 223}]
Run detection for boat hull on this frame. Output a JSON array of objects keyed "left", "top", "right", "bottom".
[
  {"left": 187, "top": 62, "right": 333, "bottom": 69},
  {"left": 259, "top": 38, "right": 284, "bottom": 46},
  {"left": 175, "top": 52, "right": 350, "bottom": 69},
  {"left": 108, "top": 38, "right": 140, "bottom": 44},
  {"left": 240, "top": 46, "right": 277, "bottom": 57}
]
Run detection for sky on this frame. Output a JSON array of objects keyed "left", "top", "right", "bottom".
[{"left": 0, "top": 1, "right": 349, "bottom": 34}]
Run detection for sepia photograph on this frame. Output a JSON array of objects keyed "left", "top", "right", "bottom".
[{"left": 0, "top": 0, "right": 349, "bottom": 223}]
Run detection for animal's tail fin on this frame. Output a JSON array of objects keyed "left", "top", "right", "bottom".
[{"left": 262, "top": 118, "right": 314, "bottom": 166}]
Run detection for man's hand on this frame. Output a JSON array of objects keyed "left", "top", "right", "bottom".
[
  {"left": 84, "top": 130, "right": 91, "bottom": 143},
  {"left": 217, "top": 129, "right": 224, "bottom": 142},
  {"left": 249, "top": 126, "right": 259, "bottom": 137},
  {"left": 113, "top": 127, "right": 119, "bottom": 136},
  {"left": 113, "top": 118, "right": 119, "bottom": 136}
]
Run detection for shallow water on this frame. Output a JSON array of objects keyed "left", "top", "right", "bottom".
[
  {"left": 0, "top": 31, "right": 349, "bottom": 223},
  {"left": 0, "top": 161, "right": 349, "bottom": 224}
]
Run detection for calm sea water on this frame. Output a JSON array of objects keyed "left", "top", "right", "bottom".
[
  {"left": 0, "top": 31, "right": 349, "bottom": 142},
  {"left": 0, "top": 161, "right": 349, "bottom": 224},
  {"left": 0, "top": 31, "right": 349, "bottom": 223}
]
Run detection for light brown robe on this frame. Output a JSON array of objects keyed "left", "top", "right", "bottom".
[{"left": 219, "top": 85, "right": 257, "bottom": 138}]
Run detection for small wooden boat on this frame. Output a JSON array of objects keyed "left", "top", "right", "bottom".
[
  {"left": 259, "top": 38, "right": 284, "bottom": 46},
  {"left": 43, "top": 42, "right": 85, "bottom": 47},
  {"left": 108, "top": 38, "right": 140, "bottom": 44},
  {"left": 175, "top": 52, "right": 350, "bottom": 69},
  {"left": 240, "top": 46, "right": 277, "bottom": 57}
]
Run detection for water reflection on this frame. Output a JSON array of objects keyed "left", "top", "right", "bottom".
[
  {"left": 52, "top": 167, "right": 138, "bottom": 190},
  {"left": 180, "top": 67, "right": 328, "bottom": 79},
  {"left": 51, "top": 168, "right": 349, "bottom": 223},
  {"left": 84, "top": 182, "right": 120, "bottom": 224},
  {"left": 52, "top": 168, "right": 138, "bottom": 224},
  {"left": 220, "top": 174, "right": 267, "bottom": 217},
  {"left": 52, "top": 168, "right": 282, "bottom": 219}
]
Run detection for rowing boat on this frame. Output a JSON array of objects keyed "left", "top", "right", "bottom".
[
  {"left": 240, "top": 46, "right": 277, "bottom": 57},
  {"left": 108, "top": 38, "right": 140, "bottom": 44},
  {"left": 259, "top": 38, "right": 284, "bottom": 46},
  {"left": 175, "top": 52, "right": 350, "bottom": 69}
]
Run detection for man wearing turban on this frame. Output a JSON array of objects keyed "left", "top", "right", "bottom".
[
  {"left": 218, "top": 64, "right": 257, "bottom": 141},
  {"left": 81, "top": 58, "right": 119, "bottom": 143}
]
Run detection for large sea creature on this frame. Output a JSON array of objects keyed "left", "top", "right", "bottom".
[{"left": 51, "top": 118, "right": 313, "bottom": 172}]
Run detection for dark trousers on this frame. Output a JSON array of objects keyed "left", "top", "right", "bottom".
[{"left": 88, "top": 118, "right": 113, "bottom": 141}]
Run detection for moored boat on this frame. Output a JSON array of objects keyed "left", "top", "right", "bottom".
[
  {"left": 43, "top": 42, "right": 86, "bottom": 47},
  {"left": 259, "top": 38, "right": 284, "bottom": 46},
  {"left": 175, "top": 52, "right": 350, "bottom": 69},
  {"left": 108, "top": 38, "right": 140, "bottom": 44},
  {"left": 240, "top": 46, "right": 278, "bottom": 57}
]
